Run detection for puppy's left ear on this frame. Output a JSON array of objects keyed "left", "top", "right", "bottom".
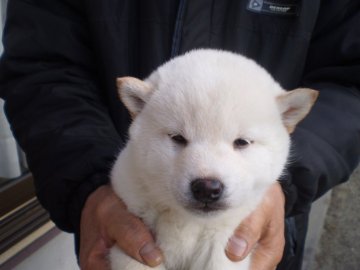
[
  {"left": 277, "top": 88, "right": 319, "bottom": 133},
  {"left": 116, "top": 77, "right": 155, "bottom": 118}
]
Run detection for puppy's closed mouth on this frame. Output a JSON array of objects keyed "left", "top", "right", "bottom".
[{"left": 187, "top": 202, "right": 228, "bottom": 214}]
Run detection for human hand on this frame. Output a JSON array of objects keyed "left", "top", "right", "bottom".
[
  {"left": 225, "top": 182, "right": 285, "bottom": 270},
  {"left": 79, "top": 185, "right": 163, "bottom": 270}
]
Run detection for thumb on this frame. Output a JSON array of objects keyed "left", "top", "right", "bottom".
[{"left": 225, "top": 212, "right": 265, "bottom": 261}]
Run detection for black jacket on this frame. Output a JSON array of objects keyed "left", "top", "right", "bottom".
[{"left": 0, "top": 0, "right": 359, "bottom": 269}]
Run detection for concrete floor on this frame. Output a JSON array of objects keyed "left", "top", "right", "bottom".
[{"left": 309, "top": 166, "right": 360, "bottom": 270}]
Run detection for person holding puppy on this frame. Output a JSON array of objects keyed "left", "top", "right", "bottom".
[{"left": 0, "top": 1, "right": 359, "bottom": 270}]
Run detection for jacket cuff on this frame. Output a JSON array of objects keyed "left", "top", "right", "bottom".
[{"left": 278, "top": 170, "right": 298, "bottom": 217}]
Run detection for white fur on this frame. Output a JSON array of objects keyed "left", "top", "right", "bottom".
[{"left": 110, "top": 49, "right": 317, "bottom": 270}]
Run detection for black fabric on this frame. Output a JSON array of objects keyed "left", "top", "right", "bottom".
[
  {"left": 277, "top": 213, "right": 309, "bottom": 270},
  {"left": 0, "top": 0, "right": 359, "bottom": 269}
]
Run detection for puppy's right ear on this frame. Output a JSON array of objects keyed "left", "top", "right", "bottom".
[
  {"left": 116, "top": 77, "right": 154, "bottom": 118},
  {"left": 277, "top": 88, "right": 319, "bottom": 133}
]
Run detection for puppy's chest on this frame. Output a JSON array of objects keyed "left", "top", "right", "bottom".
[
  {"left": 156, "top": 219, "right": 200, "bottom": 268},
  {"left": 147, "top": 211, "right": 236, "bottom": 270}
]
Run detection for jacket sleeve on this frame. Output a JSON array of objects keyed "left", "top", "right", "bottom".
[
  {"left": 0, "top": 0, "right": 122, "bottom": 233},
  {"left": 283, "top": 1, "right": 360, "bottom": 216}
]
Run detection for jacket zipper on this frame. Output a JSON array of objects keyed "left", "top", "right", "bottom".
[{"left": 171, "top": 0, "right": 187, "bottom": 57}]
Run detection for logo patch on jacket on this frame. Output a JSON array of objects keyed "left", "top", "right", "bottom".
[{"left": 247, "top": 0, "right": 300, "bottom": 16}]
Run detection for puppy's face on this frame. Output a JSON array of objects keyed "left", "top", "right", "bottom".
[{"left": 117, "top": 50, "right": 317, "bottom": 217}]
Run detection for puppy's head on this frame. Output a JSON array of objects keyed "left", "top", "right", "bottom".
[{"left": 116, "top": 50, "right": 318, "bottom": 217}]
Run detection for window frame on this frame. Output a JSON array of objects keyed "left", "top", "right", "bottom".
[{"left": 0, "top": 174, "right": 50, "bottom": 255}]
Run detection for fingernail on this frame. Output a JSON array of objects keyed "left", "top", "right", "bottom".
[
  {"left": 139, "top": 242, "right": 163, "bottom": 267},
  {"left": 226, "top": 236, "right": 248, "bottom": 258}
]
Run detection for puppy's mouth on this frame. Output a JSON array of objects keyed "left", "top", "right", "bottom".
[{"left": 186, "top": 201, "right": 228, "bottom": 214}]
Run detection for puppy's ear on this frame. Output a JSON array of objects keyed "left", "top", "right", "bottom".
[
  {"left": 116, "top": 77, "right": 154, "bottom": 118},
  {"left": 277, "top": 88, "right": 319, "bottom": 133}
]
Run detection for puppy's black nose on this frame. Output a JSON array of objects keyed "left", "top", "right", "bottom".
[{"left": 191, "top": 178, "right": 224, "bottom": 203}]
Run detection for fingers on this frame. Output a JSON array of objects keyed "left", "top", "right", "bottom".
[
  {"left": 225, "top": 209, "right": 265, "bottom": 261},
  {"left": 94, "top": 185, "right": 163, "bottom": 266},
  {"left": 79, "top": 185, "right": 163, "bottom": 269},
  {"left": 106, "top": 208, "right": 163, "bottom": 267},
  {"left": 226, "top": 182, "right": 285, "bottom": 269}
]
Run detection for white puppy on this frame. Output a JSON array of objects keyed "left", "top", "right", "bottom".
[{"left": 110, "top": 49, "right": 318, "bottom": 270}]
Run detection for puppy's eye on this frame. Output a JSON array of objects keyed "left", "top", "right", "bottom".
[
  {"left": 169, "top": 134, "right": 188, "bottom": 146},
  {"left": 233, "top": 138, "right": 251, "bottom": 149}
]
